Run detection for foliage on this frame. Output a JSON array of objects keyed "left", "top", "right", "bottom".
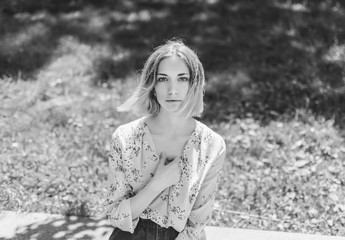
[
  {"left": 1, "top": 0, "right": 345, "bottom": 237},
  {"left": 212, "top": 115, "right": 345, "bottom": 235},
  {"left": 1, "top": 0, "right": 345, "bottom": 123}
]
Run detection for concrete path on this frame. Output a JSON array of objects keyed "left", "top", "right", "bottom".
[{"left": 0, "top": 210, "right": 344, "bottom": 240}]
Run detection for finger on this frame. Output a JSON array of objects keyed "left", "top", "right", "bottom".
[{"left": 159, "top": 152, "right": 166, "bottom": 166}]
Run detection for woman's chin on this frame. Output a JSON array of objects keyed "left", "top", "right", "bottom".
[{"left": 159, "top": 106, "right": 182, "bottom": 116}]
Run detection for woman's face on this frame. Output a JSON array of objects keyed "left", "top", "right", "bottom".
[{"left": 154, "top": 56, "right": 190, "bottom": 114}]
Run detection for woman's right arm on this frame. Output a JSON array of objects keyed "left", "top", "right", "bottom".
[
  {"left": 130, "top": 152, "right": 180, "bottom": 219},
  {"left": 104, "top": 129, "right": 180, "bottom": 233},
  {"left": 104, "top": 129, "right": 139, "bottom": 233}
]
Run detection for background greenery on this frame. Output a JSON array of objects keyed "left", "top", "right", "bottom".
[{"left": 1, "top": 0, "right": 345, "bottom": 236}]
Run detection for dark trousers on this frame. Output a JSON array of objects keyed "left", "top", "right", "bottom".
[{"left": 109, "top": 218, "right": 179, "bottom": 240}]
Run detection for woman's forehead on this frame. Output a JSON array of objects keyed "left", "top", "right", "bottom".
[{"left": 157, "top": 56, "right": 189, "bottom": 74}]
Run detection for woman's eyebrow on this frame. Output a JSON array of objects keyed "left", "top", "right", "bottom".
[{"left": 157, "top": 73, "right": 189, "bottom": 76}]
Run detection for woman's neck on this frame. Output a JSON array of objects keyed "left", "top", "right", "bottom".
[{"left": 147, "top": 112, "right": 194, "bottom": 137}]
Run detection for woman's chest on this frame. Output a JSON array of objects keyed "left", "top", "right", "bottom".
[
  {"left": 151, "top": 134, "right": 190, "bottom": 158},
  {"left": 124, "top": 134, "right": 204, "bottom": 192}
]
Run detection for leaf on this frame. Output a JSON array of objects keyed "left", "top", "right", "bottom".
[{"left": 294, "top": 160, "right": 309, "bottom": 168}]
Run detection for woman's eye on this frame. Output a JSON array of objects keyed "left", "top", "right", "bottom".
[
  {"left": 157, "top": 77, "right": 168, "bottom": 82},
  {"left": 179, "top": 77, "right": 189, "bottom": 82}
]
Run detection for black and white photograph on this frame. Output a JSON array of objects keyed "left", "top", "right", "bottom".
[{"left": 1, "top": 0, "right": 345, "bottom": 239}]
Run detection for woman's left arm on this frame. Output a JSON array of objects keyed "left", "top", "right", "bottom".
[{"left": 176, "top": 139, "right": 226, "bottom": 240}]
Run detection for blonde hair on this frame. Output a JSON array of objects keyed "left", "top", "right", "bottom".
[{"left": 117, "top": 39, "right": 205, "bottom": 118}]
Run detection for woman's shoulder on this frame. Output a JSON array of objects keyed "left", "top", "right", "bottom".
[
  {"left": 197, "top": 120, "right": 224, "bottom": 141},
  {"left": 112, "top": 117, "right": 146, "bottom": 138},
  {"left": 196, "top": 120, "right": 226, "bottom": 150}
]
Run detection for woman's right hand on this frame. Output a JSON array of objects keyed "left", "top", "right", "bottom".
[
  {"left": 129, "top": 152, "right": 181, "bottom": 219},
  {"left": 150, "top": 152, "right": 181, "bottom": 192}
]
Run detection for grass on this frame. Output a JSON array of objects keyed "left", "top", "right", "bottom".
[
  {"left": 213, "top": 115, "right": 345, "bottom": 235},
  {"left": 1, "top": 0, "right": 345, "bottom": 236}
]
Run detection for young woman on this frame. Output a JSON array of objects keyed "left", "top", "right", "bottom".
[{"left": 104, "top": 39, "right": 226, "bottom": 240}]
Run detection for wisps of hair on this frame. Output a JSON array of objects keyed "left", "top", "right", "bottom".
[{"left": 117, "top": 38, "right": 205, "bottom": 118}]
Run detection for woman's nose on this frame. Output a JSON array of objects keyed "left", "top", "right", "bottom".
[{"left": 168, "top": 83, "right": 178, "bottom": 95}]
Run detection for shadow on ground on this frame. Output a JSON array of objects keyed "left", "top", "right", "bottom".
[
  {"left": 1, "top": 0, "right": 345, "bottom": 125},
  {"left": 0, "top": 211, "right": 113, "bottom": 240}
]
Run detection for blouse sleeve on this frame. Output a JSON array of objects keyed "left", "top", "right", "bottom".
[
  {"left": 103, "top": 127, "right": 139, "bottom": 233},
  {"left": 176, "top": 139, "right": 226, "bottom": 240}
]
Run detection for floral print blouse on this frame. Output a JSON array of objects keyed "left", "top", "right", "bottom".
[{"left": 103, "top": 116, "right": 226, "bottom": 240}]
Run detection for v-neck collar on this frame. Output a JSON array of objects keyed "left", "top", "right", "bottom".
[{"left": 140, "top": 116, "right": 199, "bottom": 159}]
